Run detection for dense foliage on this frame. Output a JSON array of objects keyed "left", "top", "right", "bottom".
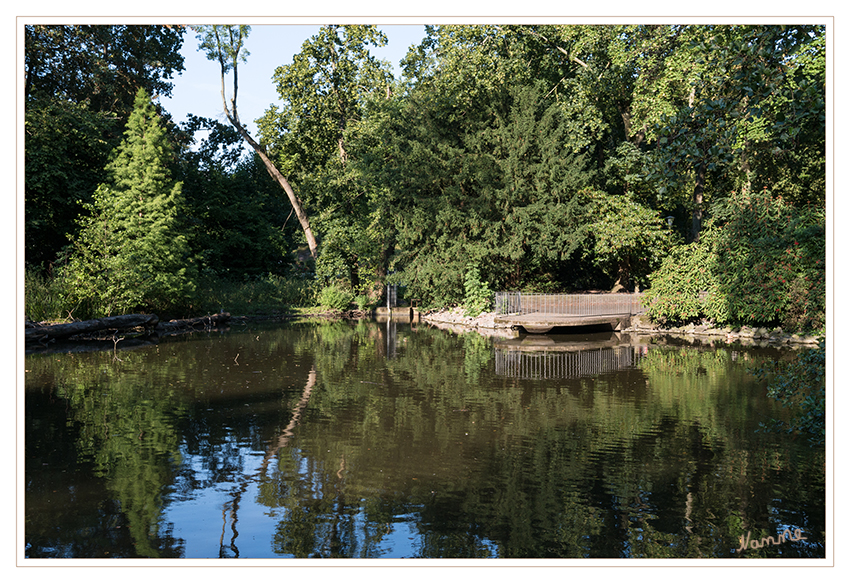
[
  {"left": 61, "top": 89, "right": 195, "bottom": 318},
  {"left": 25, "top": 98, "right": 118, "bottom": 268},
  {"left": 643, "top": 189, "right": 825, "bottom": 331},
  {"left": 257, "top": 25, "right": 395, "bottom": 300},
  {"left": 176, "top": 115, "right": 295, "bottom": 279},
  {"left": 25, "top": 24, "right": 825, "bottom": 329},
  {"left": 24, "top": 25, "right": 186, "bottom": 269}
]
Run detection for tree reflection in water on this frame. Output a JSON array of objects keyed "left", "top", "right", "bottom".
[{"left": 24, "top": 321, "right": 825, "bottom": 558}]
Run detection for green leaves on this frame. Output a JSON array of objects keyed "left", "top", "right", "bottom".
[
  {"left": 642, "top": 240, "right": 717, "bottom": 324},
  {"left": 463, "top": 266, "right": 492, "bottom": 317},
  {"left": 648, "top": 25, "right": 825, "bottom": 232},
  {"left": 25, "top": 25, "right": 187, "bottom": 269},
  {"left": 24, "top": 98, "right": 119, "bottom": 267},
  {"left": 380, "top": 76, "right": 596, "bottom": 303},
  {"left": 586, "top": 191, "right": 675, "bottom": 290},
  {"left": 709, "top": 190, "right": 824, "bottom": 329},
  {"left": 255, "top": 25, "right": 395, "bottom": 294},
  {"left": 25, "top": 25, "right": 186, "bottom": 122},
  {"left": 176, "top": 143, "right": 295, "bottom": 280},
  {"left": 318, "top": 284, "right": 355, "bottom": 312},
  {"left": 63, "top": 89, "right": 196, "bottom": 317},
  {"left": 643, "top": 189, "right": 824, "bottom": 330},
  {"left": 260, "top": 25, "right": 392, "bottom": 179},
  {"left": 194, "top": 25, "right": 251, "bottom": 74}
]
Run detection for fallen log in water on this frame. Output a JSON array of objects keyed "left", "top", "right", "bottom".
[
  {"left": 25, "top": 337, "right": 159, "bottom": 356},
  {"left": 25, "top": 313, "right": 159, "bottom": 343},
  {"left": 26, "top": 312, "right": 235, "bottom": 344},
  {"left": 156, "top": 312, "right": 232, "bottom": 334}
]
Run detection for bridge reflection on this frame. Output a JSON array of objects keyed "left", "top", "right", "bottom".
[{"left": 494, "top": 333, "right": 650, "bottom": 379}]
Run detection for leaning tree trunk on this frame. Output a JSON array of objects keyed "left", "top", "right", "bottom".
[
  {"left": 217, "top": 41, "right": 319, "bottom": 261},
  {"left": 232, "top": 126, "right": 319, "bottom": 261}
]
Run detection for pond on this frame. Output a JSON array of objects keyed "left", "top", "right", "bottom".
[{"left": 24, "top": 319, "right": 825, "bottom": 559}]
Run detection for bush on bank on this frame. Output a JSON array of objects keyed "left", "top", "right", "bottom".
[
  {"left": 25, "top": 269, "right": 320, "bottom": 322},
  {"left": 642, "top": 190, "right": 825, "bottom": 333}
]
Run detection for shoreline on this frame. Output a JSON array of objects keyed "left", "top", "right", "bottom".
[
  {"left": 420, "top": 307, "right": 824, "bottom": 348},
  {"left": 24, "top": 306, "right": 823, "bottom": 355}
]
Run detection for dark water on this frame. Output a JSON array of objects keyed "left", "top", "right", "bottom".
[{"left": 24, "top": 319, "right": 825, "bottom": 559}]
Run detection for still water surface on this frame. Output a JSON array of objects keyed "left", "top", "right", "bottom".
[{"left": 24, "top": 319, "right": 825, "bottom": 559}]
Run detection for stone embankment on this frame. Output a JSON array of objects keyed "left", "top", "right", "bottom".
[
  {"left": 422, "top": 308, "right": 823, "bottom": 347},
  {"left": 420, "top": 308, "right": 519, "bottom": 338},
  {"left": 628, "top": 314, "right": 822, "bottom": 346}
]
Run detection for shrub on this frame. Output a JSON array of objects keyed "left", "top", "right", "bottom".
[
  {"left": 354, "top": 294, "right": 371, "bottom": 312},
  {"left": 463, "top": 266, "right": 492, "bottom": 317},
  {"left": 643, "top": 190, "right": 825, "bottom": 331},
  {"left": 706, "top": 191, "right": 824, "bottom": 329},
  {"left": 318, "top": 284, "right": 354, "bottom": 312},
  {"left": 642, "top": 239, "right": 717, "bottom": 325}
]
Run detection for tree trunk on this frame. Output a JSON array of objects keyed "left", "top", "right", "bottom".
[
  {"left": 231, "top": 124, "right": 319, "bottom": 260},
  {"left": 739, "top": 140, "right": 752, "bottom": 193},
  {"left": 347, "top": 253, "right": 360, "bottom": 291},
  {"left": 26, "top": 313, "right": 159, "bottom": 342},
  {"left": 611, "top": 258, "right": 632, "bottom": 293},
  {"left": 216, "top": 38, "right": 319, "bottom": 261},
  {"left": 367, "top": 235, "right": 395, "bottom": 303},
  {"left": 691, "top": 161, "right": 706, "bottom": 243}
]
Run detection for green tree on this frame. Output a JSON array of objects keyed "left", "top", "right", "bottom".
[
  {"left": 24, "top": 24, "right": 186, "bottom": 268},
  {"left": 193, "top": 25, "right": 319, "bottom": 260},
  {"left": 262, "top": 25, "right": 392, "bottom": 176},
  {"left": 64, "top": 88, "right": 195, "bottom": 317},
  {"left": 374, "top": 29, "right": 597, "bottom": 303},
  {"left": 25, "top": 25, "right": 185, "bottom": 123},
  {"left": 648, "top": 25, "right": 825, "bottom": 241},
  {"left": 25, "top": 98, "right": 118, "bottom": 268},
  {"left": 176, "top": 115, "right": 294, "bottom": 279},
  {"left": 258, "top": 25, "right": 395, "bottom": 297},
  {"left": 584, "top": 191, "right": 676, "bottom": 291},
  {"left": 521, "top": 24, "right": 639, "bottom": 159},
  {"left": 640, "top": 239, "right": 719, "bottom": 325}
]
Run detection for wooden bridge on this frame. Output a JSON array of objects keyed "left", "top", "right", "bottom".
[{"left": 493, "top": 292, "right": 645, "bottom": 334}]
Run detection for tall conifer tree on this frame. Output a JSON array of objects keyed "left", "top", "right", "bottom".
[{"left": 66, "top": 88, "right": 194, "bottom": 316}]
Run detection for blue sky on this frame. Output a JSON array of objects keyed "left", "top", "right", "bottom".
[{"left": 160, "top": 25, "right": 428, "bottom": 139}]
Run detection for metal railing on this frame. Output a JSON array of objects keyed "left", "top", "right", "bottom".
[
  {"left": 495, "top": 346, "right": 644, "bottom": 379},
  {"left": 494, "top": 292, "right": 645, "bottom": 316}
]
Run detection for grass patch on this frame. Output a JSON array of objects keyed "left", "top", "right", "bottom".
[
  {"left": 26, "top": 269, "right": 321, "bottom": 321},
  {"left": 194, "top": 273, "right": 317, "bottom": 316},
  {"left": 25, "top": 267, "right": 78, "bottom": 323}
]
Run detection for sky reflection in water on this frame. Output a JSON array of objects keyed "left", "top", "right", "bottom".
[{"left": 24, "top": 320, "right": 826, "bottom": 559}]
